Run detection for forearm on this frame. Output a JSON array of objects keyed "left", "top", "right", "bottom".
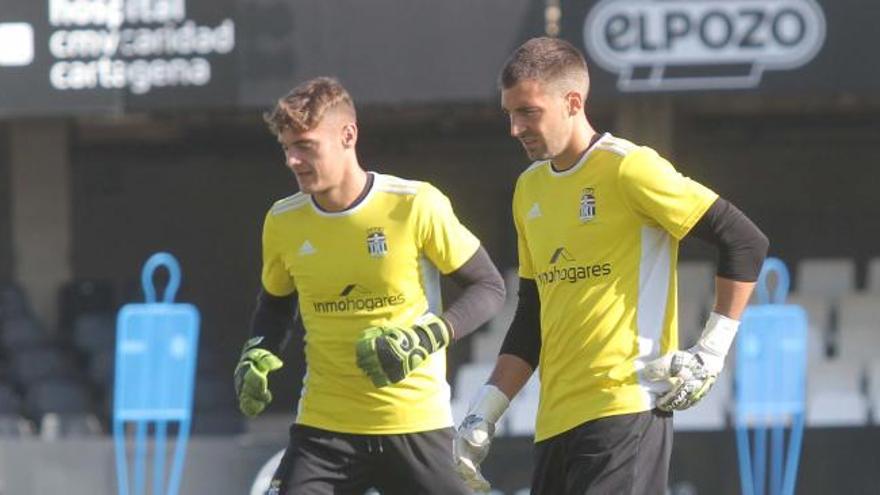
[
  {"left": 497, "top": 277, "right": 541, "bottom": 368},
  {"left": 462, "top": 355, "right": 530, "bottom": 424},
  {"left": 713, "top": 277, "right": 756, "bottom": 320},
  {"left": 443, "top": 246, "right": 507, "bottom": 340},
  {"left": 485, "top": 277, "right": 541, "bottom": 401},
  {"left": 689, "top": 197, "right": 768, "bottom": 322},
  {"left": 248, "top": 287, "right": 298, "bottom": 354},
  {"left": 488, "top": 354, "right": 535, "bottom": 400}
]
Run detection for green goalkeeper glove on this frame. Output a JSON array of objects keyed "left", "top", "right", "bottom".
[
  {"left": 355, "top": 313, "right": 451, "bottom": 387},
  {"left": 234, "top": 337, "right": 283, "bottom": 417}
]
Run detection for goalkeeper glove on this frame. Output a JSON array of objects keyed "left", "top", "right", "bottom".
[
  {"left": 234, "top": 337, "right": 283, "bottom": 417},
  {"left": 355, "top": 313, "right": 451, "bottom": 387},
  {"left": 645, "top": 312, "right": 740, "bottom": 411},
  {"left": 454, "top": 385, "right": 510, "bottom": 493}
]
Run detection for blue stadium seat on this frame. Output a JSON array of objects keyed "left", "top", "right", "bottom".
[
  {"left": 868, "top": 258, "right": 880, "bottom": 294},
  {"left": 24, "top": 378, "right": 103, "bottom": 437},
  {"left": 0, "top": 414, "right": 34, "bottom": 437},
  {"left": 39, "top": 412, "right": 103, "bottom": 439},
  {"left": 0, "top": 316, "right": 49, "bottom": 350},
  {"left": 25, "top": 378, "right": 94, "bottom": 417},
  {"left": 0, "top": 382, "right": 33, "bottom": 437},
  {"left": 796, "top": 258, "right": 856, "bottom": 299},
  {"left": 836, "top": 294, "right": 880, "bottom": 364},
  {"left": 0, "top": 285, "right": 30, "bottom": 319},
  {"left": 194, "top": 375, "right": 237, "bottom": 412},
  {"left": 0, "top": 383, "right": 22, "bottom": 415},
  {"left": 87, "top": 349, "right": 115, "bottom": 391},
  {"left": 58, "top": 279, "right": 115, "bottom": 332},
  {"left": 11, "top": 346, "right": 82, "bottom": 385},
  {"left": 806, "top": 360, "right": 868, "bottom": 426},
  {"left": 191, "top": 375, "right": 244, "bottom": 436},
  {"left": 191, "top": 411, "right": 245, "bottom": 436},
  {"left": 72, "top": 312, "right": 116, "bottom": 356}
]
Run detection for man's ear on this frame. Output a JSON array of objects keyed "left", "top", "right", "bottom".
[
  {"left": 342, "top": 123, "right": 358, "bottom": 148},
  {"left": 565, "top": 91, "right": 584, "bottom": 117}
]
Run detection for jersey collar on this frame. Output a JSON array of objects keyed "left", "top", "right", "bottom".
[
  {"left": 309, "top": 172, "right": 376, "bottom": 217},
  {"left": 548, "top": 132, "right": 609, "bottom": 178}
]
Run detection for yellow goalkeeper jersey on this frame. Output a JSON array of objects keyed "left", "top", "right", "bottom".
[
  {"left": 261, "top": 172, "right": 480, "bottom": 434},
  {"left": 513, "top": 133, "right": 718, "bottom": 441}
]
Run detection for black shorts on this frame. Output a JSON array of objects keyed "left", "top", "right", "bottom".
[
  {"left": 531, "top": 409, "right": 673, "bottom": 495},
  {"left": 269, "top": 424, "right": 470, "bottom": 495}
]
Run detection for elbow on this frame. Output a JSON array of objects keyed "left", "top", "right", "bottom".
[
  {"left": 726, "top": 229, "right": 770, "bottom": 283},
  {"left": 486, "top": 271, "right": 507, "bottom": 315},
  {"left": 751, "top": 230, "right": 770, "bottom": 281},
  {"left": 746, "top": 226, "right": 770, "bottom": 277},
  {"left": 756, "top": 229, "right": 770, "bottom": 262}
]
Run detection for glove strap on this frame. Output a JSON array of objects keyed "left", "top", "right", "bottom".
[
  {"left": 413, "top": 313, "right": 451, "bottom": 353},
  {"left": 696, "top": 312, "right": 740, "bottom": 358},
  {"left": 241, "top": 336, "right": 266, "bottom": 354},
  {"left": 467, "top": 385, "right": 510, "bottom": 424}
]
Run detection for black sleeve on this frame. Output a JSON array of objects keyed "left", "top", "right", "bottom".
[
  {"left": 247, "top": 287, "right": 298, "bottom": 354},
  {"left": 443, "top": 246, "right": 506, "bottom": 340},
  {"left": 498, "top": 277, "right": 541, "bottom": 370},
  {"left": 688, "top": 198, "right": 770, "bottom": 282}
]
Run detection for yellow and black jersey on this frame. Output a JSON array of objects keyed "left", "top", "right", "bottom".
[
  {"left": 513, "top": 133, "right": 718, "bottom": 441},
  {"left": 262, "top": 172, "right": 480, "bottom": 434}
]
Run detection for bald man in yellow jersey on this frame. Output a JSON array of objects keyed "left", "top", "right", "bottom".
[
  {"left": 233, "top": 77, "right": 505, "bottom": 495},
  {"left": 454, "top": 38, "right": 768, "bottom": 494}
]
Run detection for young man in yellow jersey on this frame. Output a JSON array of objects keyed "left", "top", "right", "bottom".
[
  {"left": 454, "top": 38, "right": 769, "bottom": 494},
  {"left": 233, "top": 77, "right": 506, "bottom": 495}
]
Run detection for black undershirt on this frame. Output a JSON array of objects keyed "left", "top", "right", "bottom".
[
  {"left": 443, "top": 246, "right": 506, "bottom": 340},
  {"left": 688, "top": 198, "right": 769, "bottom": 282}
]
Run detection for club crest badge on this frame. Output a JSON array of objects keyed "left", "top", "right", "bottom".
[
  {"left": 367, "top": 227, "right": 388, "bottom": 257},
  {"left": 579, "top": 188, "right": 596, "bottom": 222}
]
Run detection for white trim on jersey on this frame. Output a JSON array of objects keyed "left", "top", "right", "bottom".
[
  {"left": 519, "top": 132, "right": 614, "bottom": 180},
  {"left": 375, "top": 173, "right": 420, "bottom": 196},
  {"left": 419, "top": 255, "right": 443, "bottom": 316},
  {"left": 634, "top": 225, "right": 674, "bottom": 409},
  {"left": 271, "top": 192, "right": 309, "bottom": 215},
  {"left": 548, "top": 132, "right": 611, "bottom": 177},
  {"left": 295, "top": 368, "right": 309, "bottom": 423},
  {"left": 418, "top": 254, "right": 454, "bottom": 425},
  {"left": 523, "top": 159, "right": 546, "bottom": 175},
  {"left": 595, "top": 134, "right": 638, "bottom": 157}
]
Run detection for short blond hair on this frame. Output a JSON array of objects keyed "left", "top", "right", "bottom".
[{"left": 264, "top": 77, "right": 356, "bottom": 135}]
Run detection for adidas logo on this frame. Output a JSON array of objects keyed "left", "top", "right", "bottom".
[
  {"left": 298, "top": 240, "right": 316, "bottom": 256},
  {"left": 527, "top": 203, "right": 542, "bottom": 219}
]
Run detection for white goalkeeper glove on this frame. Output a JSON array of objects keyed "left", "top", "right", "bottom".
[
  {"left": 645, "top": 312, "right": 740, "bottom": 411},
  {"left": 453, "top": 385, "right": 509, "bottom": 493}
]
